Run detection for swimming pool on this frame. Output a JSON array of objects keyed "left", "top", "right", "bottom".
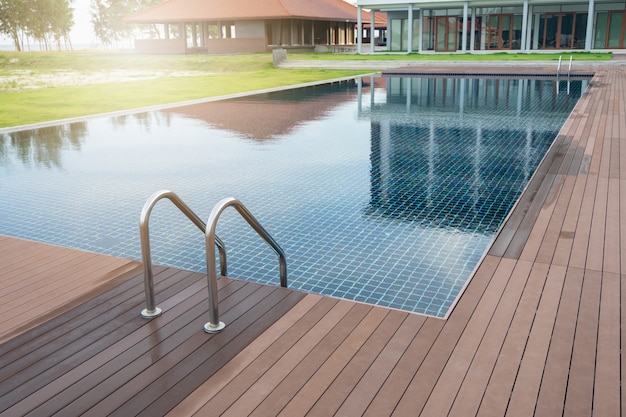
[{"left": 0, "top": 75, "right": 585, "bottom": 317}]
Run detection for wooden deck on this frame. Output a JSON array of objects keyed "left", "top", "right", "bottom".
[{"left": 1, "top": 63, "right": 625, "bottom": 416}]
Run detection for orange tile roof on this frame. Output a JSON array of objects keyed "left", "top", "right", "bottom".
[{"left": 125, "top": 0, "right": 373, "bottom": 23}]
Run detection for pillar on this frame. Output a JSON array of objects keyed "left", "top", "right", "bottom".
[
  {"left": 521, "top": 0, "right": 528, "bottom": 51},
  {"left": 585, "top": 0, "right": 595, "bottom": 51},
  {"left": 462, "top": 2, "right": 468, "bottom": 52}
]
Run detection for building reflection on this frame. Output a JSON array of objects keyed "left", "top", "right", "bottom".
[{"left": 361, "top": 75, "right": 586, "bottom": 233}]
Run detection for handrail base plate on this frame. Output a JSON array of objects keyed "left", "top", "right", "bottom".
[
  {"left": 204, "top": 321, "right": 226, "bottom": 333},
  {"left": 141, "top": 307, "right": 163, "bottom": 318}
]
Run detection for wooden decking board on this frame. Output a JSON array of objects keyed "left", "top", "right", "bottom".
[
  {"left": 563, "top": 269, "right": 602, "bottom": 417},
  {"left": 165, "top": 294, "right": 325, "bottom": 417},
  {"left": 187, "top": 296, "right": 341, "bottom": 416},
  {"left": 390, "top": 254, "right": 502, "bottom": 416},
  {"left": 621, "top": 178, "right": 626, "bottom": 275},
  {"left": 0, "top": 271, "right": 208, "bottom": 412},
  {"left": 586, "top": 176, "right": 609, "bottom": 272},
  {"left": 519, "top": 172, "right": 566, "bottom": 263},
  {"left": 593, "top": 272, "right": 621, "bottom": 417},
  {"left": 552, "top": 174, "right": 588, "bottom": 267},
  {"left": 333, "top": 313, "right": 427, "bottom": 417},
  {"left": 604, "top": 178, "right": 621, "bottom": 274},
  {"left": 106, "top": 288, "right": 302, "bottom": 417},
  {"left": 55, "top": 281, "right": 264, "bottom": 416},
  {"left": 305, "top": 310, "right": 407, "bottom": 417},
  {"left": 505, "top": 264, "right": 566, "bottom": 417},
  {"left": 532, "top": 175, "right": 577, "bottom": 265},
  {"left": 419, "top": 257, "right": 518, "bottom": 417},
  {"left": 568, "top": 174, "right": 598, "bottom": 270},
  {"left": 447, "top": 260, "right": 534, "bottom": 417},
  {"left": 22, "top": 279, "right": 243, "bottom": 417},
  {"left": 245, "top": 302, "right": 375, "bottom": 417},
  {"left": 475, "top": 262, "right": 550, "bottom": 416},
  {"left": 0, "top": 265, "right": 164, "bottom": 358},
  {"left": 0, "top": 267, "right": 194, "bottom": 390},
  {"left": 1, "top": 268, "right": 305, "bottom": 417},
  {"left": 532, "top": 266, "right": 583, "bottom": 417},
  {"left": 274, "top": 306, "right": 394, "bottom": 417},
  {"left": 232, "top": 302, "right": 374, "bottom": 417},
  {"left": 360, "top": 315, "right": 443, "bottom": 417}
]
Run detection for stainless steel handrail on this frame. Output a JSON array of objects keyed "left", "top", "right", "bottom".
[
  {"left": 139, "top": 189, "right": 227, "bottom": 318},
  {"left": 204, "top": 197, "right": 287, "bottom": 333}
]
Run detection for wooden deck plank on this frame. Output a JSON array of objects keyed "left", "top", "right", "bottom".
[
  {"left": 164, "top": 293, "right": 325, "bottom": 417},
  {"left": 217, "top": 300, "right": 367, "bottom": 416},
  {"left": 593, "top": 272, "right": 621, "bottom": 417},
  {"left": 419, "top": 258, "right": 518, "bottom": 417},
  {"left": 361, "top": 316, "right": 445, "bottom": 417},
  {"left": 16, "top": 278, "right": 244, "bottom": 417},
  {"left": 604, "top": 178, "right": 621, "bottom": 273},
  {"left": 475, "top": 262, "right": 549, "bottom": 416},
  {"left": 563, "top": 269, "right": 602, "bottom": 417},
  {"left": 333, "top": 313, "right": 427, "bottom": 417},
  {"left": 532, "top": 175, "right": 576, "bottom": 265},
  {"left": 533, "top": 266, "right": 583, "bottom": 417},
  {"left": 185, "top": 296, "right": 340, "bottom": 416},
  {"left": 504, "top": 265, "right": 567, "bottom": 417},
  {"left": 304, "top": 310, "right": 407, "bottom": 417},
  {"left": 390, "top": 254, "right": 502, "bottom": 416},
  {"left": 447, "top": 260, "right": 534, "bottom": 417},
  {"left": 235, "top": 302, "right": 374, "bottom": 417}
]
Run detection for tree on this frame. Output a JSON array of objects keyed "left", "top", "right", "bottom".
[
  {"left": 0, "top": 0, "right": 27, "bottom": 51},
  {"left": 90, "top": 0, "right": 160, "bottom": 47},
  {"left": 0, "top": 0, "right": 73, "bottom": 51}
]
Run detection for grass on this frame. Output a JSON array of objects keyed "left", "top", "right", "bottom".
[
  {"left": 289, "top": 51, "right": 613, "bottom": 61},
  {"left": 0, "top": 49, "right": 614, "bottom": 128},
  {"left": 0, "top": 52, "right": 368, "bottom": 128}
]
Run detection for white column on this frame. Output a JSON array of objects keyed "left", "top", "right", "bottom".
[
  {"left": 585, "top": 0, "right": 595, "bottom": 51},
  {"left": 418, "top": 9, "right": 424, "bottom": 52},
  {"left": 371, "top": 10, "right": 376, "bottom": 52},
  {"left": 462, "top": 2, "right": 468, "bottom": 52},
  {"left": 532, "top": 10, "right": 540, "bottom": 50},
  {"left": 357, "top": 6, "right": 363, "bottom": 53},
  {"left": 521, "top": 0, "right": 529, "bottom": 51},
  {"left": 408, "top": 4, "right": 414, "bottom": 52},
  {"left": 470, "top": 7, "right": 476, "bottom": 51}
]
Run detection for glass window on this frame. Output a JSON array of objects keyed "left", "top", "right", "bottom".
[
  {"left": 608, "top": 12, "right": 623, "bottom": 47},
  {"left": 413, "top": 18, "right": 420, "bottom": 51},
  {"left": 573, "top": 13, "right": 587, "bottom": 49},
  {"left": 423, "top": 16, "right": 434, "bottom": 50},
  {"left": 595, "top": 12, "right": 608, "bottom": 48},
  {"left": 513, "top": 15, "right": 523, "bottom": 49},
  {"left": 391, "top": 19, "right": 402, "bottom": 50},
  {"left": 447, "top": 17, "right": 457, "bottom": 50},
  {"left": 502, "top": 15, "right": 511, "bottom": 48}
]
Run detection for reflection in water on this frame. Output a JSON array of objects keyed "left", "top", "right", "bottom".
[
  {"left": 162, "top": 80, "right": 360, "bottom": 141},
  {"left": 109, "top": 112, "right": 174, "bottom": 132},
  {"left": 364, "top": 76, "right": 586, "bottom": 234},
  {"left": 0, "top": 123, "right": 87, "bottom": 169}
]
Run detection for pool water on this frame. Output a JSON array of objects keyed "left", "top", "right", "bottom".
[{"left": 0, "top": 76, "right": 585, "bottom": 317}]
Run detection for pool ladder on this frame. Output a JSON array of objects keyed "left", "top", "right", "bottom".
[
  {"left": 139, "top": 190, "right": 287, "bottom": 333},
  {"left": 557, "top": 55, "right": 573, "bottom": 95}
]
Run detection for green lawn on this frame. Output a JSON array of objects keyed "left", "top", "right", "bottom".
[
  {"left": 0, "top": 50, "right": 613, "bottom": 128},
  {"left": 289, "top": 51, "right": 612, "bottom": 61},
  {"left": 0, "top": 52, "right": 369, "bottom": 128}
]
